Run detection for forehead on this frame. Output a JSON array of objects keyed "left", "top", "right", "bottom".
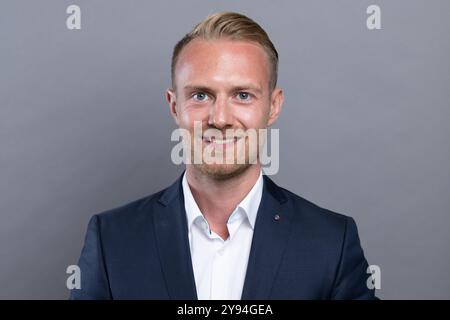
[{"left": 174, "top": 38, "right": 270, "bottom": 89}]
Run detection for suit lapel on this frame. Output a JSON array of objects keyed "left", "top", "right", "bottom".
[
  {"left": 241, "top": 175, "right": 294, "bottom": 300},
  {"left": 152, "top": 173, "right": 294, "bottom": 300},
  {"left": 153, "top": 175, "right": 198, "bottom": 300}
]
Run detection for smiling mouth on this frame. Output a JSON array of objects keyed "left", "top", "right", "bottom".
[{"left": 202, "top": 136, "right": 242, "bottom": 145}]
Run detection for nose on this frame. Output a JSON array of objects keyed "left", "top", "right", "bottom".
[{"left": 208, "top": 95, "right": 233, "bottom": 129}]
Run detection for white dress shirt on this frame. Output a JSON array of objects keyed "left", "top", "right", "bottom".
[{"left": 182, "top": 171, "right": 263, "bottom": 300}]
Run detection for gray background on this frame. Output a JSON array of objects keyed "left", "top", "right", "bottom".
[{"left": 1, "top": 0, "right": 449, "bottom": 299}]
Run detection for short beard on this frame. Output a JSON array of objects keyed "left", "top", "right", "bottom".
[{"left": 192, "top": 162, "right": 251, "bottom": 181}]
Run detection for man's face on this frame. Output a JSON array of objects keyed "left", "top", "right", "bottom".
[{"left": 166, "top": 38, "right": 283, "bottom": 179}]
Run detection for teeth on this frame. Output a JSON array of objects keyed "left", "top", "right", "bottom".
[
  {"left": 203, "top": 137, "right": 237, "bottom": 144},
  {"left": 214, "top": 139, "right": 234, "bottom": 145}
]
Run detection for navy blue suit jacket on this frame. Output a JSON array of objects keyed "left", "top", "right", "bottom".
[{"left": 71, "top": 174, "right": 376, "bottom": 299}]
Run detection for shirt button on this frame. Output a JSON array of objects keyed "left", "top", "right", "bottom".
[{"left": 217, "top": 248, "right": 225, "bottom": 256}]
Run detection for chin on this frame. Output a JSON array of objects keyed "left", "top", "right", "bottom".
[{"left": 193, "top": 163, "right": 251, "bottom": 180}]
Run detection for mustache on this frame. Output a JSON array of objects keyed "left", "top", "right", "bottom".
[{"left": 193, "top": 127, "right": 249, "bottom": 140}]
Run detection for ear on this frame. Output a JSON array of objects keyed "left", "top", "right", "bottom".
[
  {"left": 165, "top": 88, "right": 179, "bottom": 125},
  {"left": 267, "top": 87, "right": 284, "bottom": 127}
]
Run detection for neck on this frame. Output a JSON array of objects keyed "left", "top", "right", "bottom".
[{"left": 185, "top": 164, "right": 261, "bottom": 239}]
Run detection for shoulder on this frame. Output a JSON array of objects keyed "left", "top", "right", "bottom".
[
  {"left": 272, "top": 182, "right": 357, "bottom": 238},
  {"left": 88, "top": 186, "right": 169, "bottom": 232},
  {"left": 271, "top": 183, "right": 367, "bottom": 278}
]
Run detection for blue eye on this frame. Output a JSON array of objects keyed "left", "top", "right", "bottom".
[
  {"left": 193, "top": 92, "right": 208, "bottom": 101},
  {"left": 237, "top": 92, "right": 251, "bottom": 100}
]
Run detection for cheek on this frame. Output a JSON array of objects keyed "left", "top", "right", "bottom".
[
  {"left": 235, "top": 104, "right": 270, "bottom": 128},
  {"left": 178, "top": 105, "right": 209, "bottom": 129}
]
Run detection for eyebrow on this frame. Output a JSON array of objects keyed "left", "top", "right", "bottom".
[{"left": 182, "top": 84, "right": 263, "bottom": 95}]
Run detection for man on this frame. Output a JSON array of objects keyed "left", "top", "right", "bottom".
[{"left": 71, "top": 12, "right": 377, "bottom": 300}]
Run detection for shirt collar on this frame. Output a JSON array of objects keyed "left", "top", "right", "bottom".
[
  {"left": 182, "top": 172, "right": 204, "bottom": 231},
  {"left": 182, "top": 170, "right": 263, "bottom": 231}
]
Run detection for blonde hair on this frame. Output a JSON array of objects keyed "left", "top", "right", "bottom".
[{"left": 171, "top": 12, "right": 279, "bottom": 91}]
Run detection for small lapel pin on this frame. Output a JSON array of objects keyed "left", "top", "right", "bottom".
[{"left": 274, "top": 214, "right": 281, "bottom": 221}]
